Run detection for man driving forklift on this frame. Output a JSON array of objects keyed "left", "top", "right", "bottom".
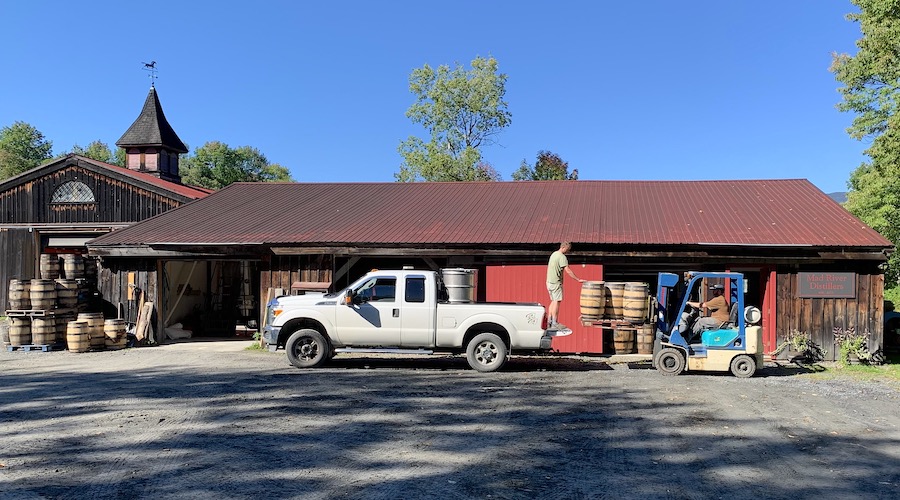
[{"left": 679, "top": 283, "right": 729, "bottom": 339}]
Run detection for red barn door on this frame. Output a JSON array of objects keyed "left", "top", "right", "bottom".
[{"left": 486, "top": 263, "right": 605, "bottom": 354}]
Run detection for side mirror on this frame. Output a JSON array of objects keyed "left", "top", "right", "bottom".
[{"left": 344, "top": 290, "right": 356, "bottom": 305}]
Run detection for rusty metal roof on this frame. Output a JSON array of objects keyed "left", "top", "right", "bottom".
[
  {"left": 71, "top": 156, "right": 213, "bottom": 200},
  {"left": 87, "top": 179, "right": 892, "bottom": 249}
]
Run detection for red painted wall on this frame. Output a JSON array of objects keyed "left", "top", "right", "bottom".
[{"left": 486, "top": 262, "right": 606, "bottom": 354}]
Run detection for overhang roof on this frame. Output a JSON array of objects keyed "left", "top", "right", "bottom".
[{"left": 87, "top": 179, "right": 892, "bottom": 250}]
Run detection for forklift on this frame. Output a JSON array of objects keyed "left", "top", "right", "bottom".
[{"left": 652, "top": 271, "right": 763, "bottom": 377}]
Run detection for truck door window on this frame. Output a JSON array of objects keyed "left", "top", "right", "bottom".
[
  {"left": 357, "top": 277, "right": 396, "bottom": 302},
  {"left": 405, "top": 277, "right": 426, "bottom": 303}
]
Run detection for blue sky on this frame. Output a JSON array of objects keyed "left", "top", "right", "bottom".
[{"left": 0, "top": 1, "right": 864, "bottom": 193}]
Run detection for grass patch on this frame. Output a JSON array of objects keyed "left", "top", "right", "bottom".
[
  {"left": 804, "top": 353, "right": 900, "bottom": 388},
  {"left": 244, "top": 342, "right": 265, "bottom": 351}
]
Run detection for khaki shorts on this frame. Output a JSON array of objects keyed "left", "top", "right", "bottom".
[{"left": 547, "top": 282, "right": 563, "bottom": 301}]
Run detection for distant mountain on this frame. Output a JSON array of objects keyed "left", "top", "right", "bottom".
[{"left": 828, "top": 192, "right": 847, "bottom": 204}]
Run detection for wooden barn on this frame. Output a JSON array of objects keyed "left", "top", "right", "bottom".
[
  {"left": 86, "top": 180, "right": 894, "bottom": 360},
  {"left": 0, "top": 85, "right": 209, "bottom": 317}
]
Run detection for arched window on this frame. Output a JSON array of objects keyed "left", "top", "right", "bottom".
[{"left": 52, "top": 181, "right": 95, "bottom": 203}]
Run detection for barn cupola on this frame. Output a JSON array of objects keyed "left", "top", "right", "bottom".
[{"left": 116, "top": 85, "right": 188, "bottom": 183}]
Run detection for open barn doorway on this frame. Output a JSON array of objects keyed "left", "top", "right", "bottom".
[{"left": 160, "top": 259, "right": 260, "bottom": 342}]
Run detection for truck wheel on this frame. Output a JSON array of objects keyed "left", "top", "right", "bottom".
[
  {"left": 285, "top": 329, "right": 329, "bottom": 368},
  {"left": 730, "top": 354, "right": 757, "bottom": 378},
  {"left": 656, "top": 348, "right": 685, "bottom": 376},
  {"left": 466, "top": 333, "right": 507, "bottom": 372}
]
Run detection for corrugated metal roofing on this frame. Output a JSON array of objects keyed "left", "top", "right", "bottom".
[
  {"left": 87, "top": 179, "right": 892, "bottom": 249},
  {"left": 0, "top": 155, "right": 211, "bottom": 201},
  {"left": 75, "top": 156, "right": 212, "bottom": 200}
]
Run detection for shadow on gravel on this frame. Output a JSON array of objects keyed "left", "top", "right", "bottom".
[
  {"left": 323, "top": 355, "right": 613, "bottom": 372},
  {"left": 1, "top": 353, "right": 898, "bottom": 500},
  {"left": 762, "top": 361, "right": 829, "bottom": 377}
]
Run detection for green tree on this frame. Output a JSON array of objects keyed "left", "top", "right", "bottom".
[
  {"left": 70, "top": 140, "right": 116, "bottom": 164},
  {"left": 512, "top": 150, "right": 578, "bottom": 180},
  {"left": 180, "top": 141, "right": 293, "bottom": 189},
  {"left": 0, "top": 121, "right": 53, "bottom": 179},
  {"left": 113, "top": 146, "right": 127, "bottom": 167},
  {"left": 832, "top": 0, "right": 900, "bottom": 284},
  {"left": 396, "top": 56, "right": 511, "bottom": 182}
]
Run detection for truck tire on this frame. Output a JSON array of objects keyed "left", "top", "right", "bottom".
[
  {"left": 655, "top": 347, "right": 685, "bottom": 376},
  {"left": 730, "top": 354, "right": 757, "bottom": 378},
  {"left": 466, "top": 333, "right": 508, "bottom": 372},
  {"left": 285, "top": 329, "right": 329, "bottom": 368}
]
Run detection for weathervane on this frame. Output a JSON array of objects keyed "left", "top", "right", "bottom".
[{"left": 142, "top": 60, "right": 158, "bottom": 86}]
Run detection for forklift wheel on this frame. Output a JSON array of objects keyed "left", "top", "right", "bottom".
[
  {"left": 656, "top": 348, "right": 686, "bottom": 376},
  {"left": 730, "top": 354, "right": 757, "bottom": 378}
]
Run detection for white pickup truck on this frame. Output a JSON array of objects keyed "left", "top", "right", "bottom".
[{"left": 262, "top": 269, "right": 553, "bottom": 372}]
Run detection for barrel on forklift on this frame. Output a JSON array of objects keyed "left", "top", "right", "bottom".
[{"left": 652, "top": 271, "right": 763, "bottom": 377}]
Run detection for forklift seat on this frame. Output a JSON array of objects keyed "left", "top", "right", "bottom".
[{"left": 725, "top": 301, "right": 739, "bottom": 328}]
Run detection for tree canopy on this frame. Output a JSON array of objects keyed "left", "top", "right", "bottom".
[
  {"left": 180, "top": 141, "right": 293, "bottom": 189},
  {"left": 512, "top": 150, "right": 578, "bottom": 181},
  {"left": 396, "top": 56, "right": 511, "bottom": 182},
  {"left": 68, "top": 140, "right": 125, "bottom": 166},
  {"left": 832, "top": 0, "right": 900, "bottom": 285},
  {"left": 0, "top": 121, "right": 53, "bottom": 179}
]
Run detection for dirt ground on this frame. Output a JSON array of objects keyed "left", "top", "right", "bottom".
[{"left": 1, "top": 342, "right": 899, "bottom": 500}]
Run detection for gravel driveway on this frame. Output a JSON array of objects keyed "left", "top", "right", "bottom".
[{"left": 1, "top": 342, "right": 899, "bottom": 500}]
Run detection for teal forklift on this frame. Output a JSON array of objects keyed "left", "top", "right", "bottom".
[{"left": 652, "top": 271, "right": 763, "bottom": 377}]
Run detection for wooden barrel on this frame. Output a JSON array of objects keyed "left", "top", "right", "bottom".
[
  {"left": 606, "top": 282, "right": 625, "bottom": 320},
  {"left": 55, "top": 279, "right": 79, "bottom": 308},
  {"left": 40, "top": 253, "right": 61, "bottom": 279},
  {"left": 104, "top": 319, "right": 128, "bottom": 350},
  {"left": 623, "top": 282, "right": 650, "bottom": 323},
  {"left": 579, "top": 281, "right": 606, "bottom": 321},
  {"left": 8, "top": 279, "right": 31, "bottom": 310},
  {"left": 9, "top": 317, "right": 31, "bottom": 346},
  {"left": 31, "top": 317, "right": 57, "bottom": 345},
  {"left": 637, "top": 324, "right": 655, "bottom": 354},
  {"left": 83, "top": 256, "right": 98, "bottom": 281},
  {"left": 55, "top": 312, "right": 76, "bottom": 344},
  {"left": 66, "top": 320, "right": 90, "bottom": 353},
  {"left": 30, "top": 279, "right": 57, "bottom": 310},
  {"left": 63, "top": 254, "right": 84, "bottom": 279},
  {"left": 77, "top": 283, "right": 92, "bottom": 312},
  {"left": 77, "top": 312, "right": 105, "bottom": 350},
  {"left": 613, "top": 328, "right": 635, "bottom": 354}
]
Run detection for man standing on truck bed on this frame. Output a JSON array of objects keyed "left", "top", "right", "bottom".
[{"left": 547, "top": 241, "right": 584, "bottom": 329}]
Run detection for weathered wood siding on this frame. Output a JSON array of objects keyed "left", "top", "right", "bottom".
[
  {"left": 259, "top": 254, "right": 333, "bottom": 323},
  {"left": 260, "top": 254, "right": 333, "bottom": 293},
  {"left": 97, "top": 258, "right": 159, "bottom": 342},
  {"left": 0, "top": 164, "right": 183, "bottom": 224},
  {"left": 0, "top": 228, "right": 36, "bottom": 310},
  {"left": 774, "top": 271, "right": 884, "bottom": 361}
]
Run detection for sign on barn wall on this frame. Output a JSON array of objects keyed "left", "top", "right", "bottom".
[{"left": 798, "top": 272, "right": 856, "bottom": 298}]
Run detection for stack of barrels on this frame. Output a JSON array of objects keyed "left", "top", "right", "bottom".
[
  {"left": 6, "top": 253, "right": 94, "bottom": 312},
  {"left": 580, "top": 281, "right": 650, "bottom": 323},
  {"left": 5, "top": 253, "right": 114, "bottom": 352},
  {"left": 580, "top": 281, "right": 652, "bottom": 354}
]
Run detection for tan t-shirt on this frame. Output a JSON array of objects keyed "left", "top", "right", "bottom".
[
  {"left": 547, "top": 250, "right": 568, "bottom": 285},
  {"left": 705, "top": 295, "right": 729, "bottom": 324}
]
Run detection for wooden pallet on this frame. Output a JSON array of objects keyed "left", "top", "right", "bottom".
[
  {"left": 6, "top": 344, "right": 62, "bottom": 352},
  {"left": 580, "top": 318, "right": 647, "bottom": 330},
  {"left": 5, "top": 308, "right": 78, "bottom": 317}
]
